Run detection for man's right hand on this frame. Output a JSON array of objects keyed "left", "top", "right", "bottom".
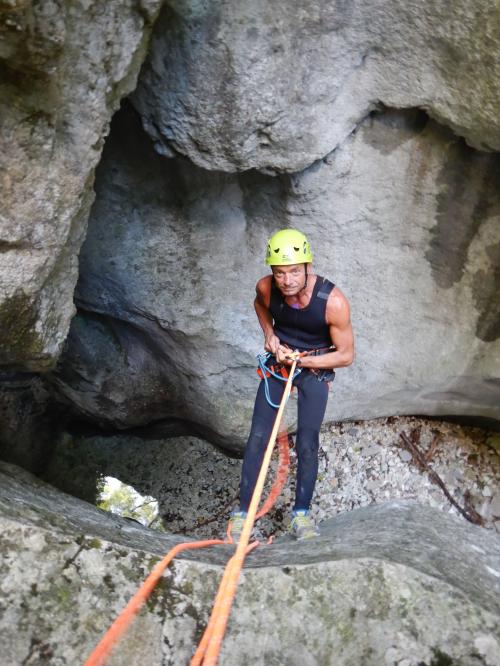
[
  {"left": 264, "top": 333, "right": 281, "bottom": 355},
  {"left": 275, "top": 344, "right": 294, "bottom": 364}
]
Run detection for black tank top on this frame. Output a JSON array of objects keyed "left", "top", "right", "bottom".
[{"left": 269, "top": 275, "right": 335, "bottom": 352}]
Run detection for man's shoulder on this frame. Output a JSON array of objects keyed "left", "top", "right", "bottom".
[
  {"left": 325, "top": 284, "right": 351, "bottom": 323},
  {"left": 256, "top": 275, "right": 273, "bottom": 293},
  {"left": 255, "top": 275, "right": 273, "bottom": 307}
]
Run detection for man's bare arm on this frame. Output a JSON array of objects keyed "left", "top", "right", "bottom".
[
  {"left": 298, "top": 288, "right": 354, "bottom": 370},
  {"left": 254, "top": 277, "right": 281, "bottom": 355}
]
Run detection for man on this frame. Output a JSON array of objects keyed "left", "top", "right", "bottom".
[{"left": 229, "top": 229, "right": 354, "bottom": 540}]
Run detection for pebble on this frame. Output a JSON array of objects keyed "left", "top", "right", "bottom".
[
  {"left": 399, "top": 450, "right": 413, "bottom": 463},
  {"left": 478, "top": 500, "right": 492, "bottom": 521},
  {"left": 362, "top": 444, "right": 379, "bottom": 458}
]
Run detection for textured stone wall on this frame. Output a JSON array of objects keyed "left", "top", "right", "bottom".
[
  {"left": 0, "top": 0, "right": 162, "bottom": 371},
  {"left": 2, "top": 462, "right": 500, "bottom": 665},
  {"left": 50, "top": 102, "right": 500, "bottom": 451},
  {"left": 1, "top": 6, "right": 500, "bottom": 662},
  {"left": 133, "top": 0, "right": 500, "bottom": 172},
  {"left": 1, "top": 1, "right": 499, "bottom": 455}
]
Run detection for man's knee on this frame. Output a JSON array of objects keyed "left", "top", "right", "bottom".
[
  {"left": 244, "top": 430, "right": 269, "bottom": 456},
  {"left": 296, "top": 427, "right": 320, "bottom": 458}
]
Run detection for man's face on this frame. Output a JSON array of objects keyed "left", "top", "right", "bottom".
[{"left": 272, "top": 263, "right": 307, "bottom": 296}]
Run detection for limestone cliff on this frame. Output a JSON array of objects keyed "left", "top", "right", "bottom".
[{"left": 0, "top": 0, "right": 162, "bottom": 371}]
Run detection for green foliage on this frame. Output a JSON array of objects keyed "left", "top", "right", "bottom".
[{"left": 97, "top": 477, "right": 165, "bottom": 531}]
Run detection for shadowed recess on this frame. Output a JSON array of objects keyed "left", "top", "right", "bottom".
[
  {"left": 472, "top": 242, "right": 500, "bottom": 342},
  {"left": 426, "top": 137, "right": 500, "bottom": 291}
]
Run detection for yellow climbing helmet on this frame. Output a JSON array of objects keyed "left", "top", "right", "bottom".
[{"left": 265, "top": 229, "right": 313, "bottom": 266}]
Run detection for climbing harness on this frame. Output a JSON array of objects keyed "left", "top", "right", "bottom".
[
  {"left": 84, "top": 358, "right": 299, "bottom": 666},
  {"left": 307, "top": 346, "right": 337, "bottom": 383},
  {"left": 257, "top": 347, "right": 336, "bottom": 408},
  {"left": 256, "top": 351, "right": 302, "bottom": 408}
]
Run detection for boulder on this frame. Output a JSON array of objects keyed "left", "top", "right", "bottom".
[
  {"left": 132, "top": 0, "right": 500, "bottom": 173},
  {"left": 51, "top": 103, "right": 500, "bottom": 451},
  {"left": 0, "top": 0, "right": 162, "bottom": 371},
  {"left": 1, "top": 461, "right": 500, "bottom": 665}
]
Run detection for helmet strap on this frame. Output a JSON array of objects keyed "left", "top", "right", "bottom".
[{"left": 300, "top": 263, "right": 308, "bottom": 292}]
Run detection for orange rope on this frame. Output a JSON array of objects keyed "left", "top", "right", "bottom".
[
  {"left": 256, "top": 430, "right": 290, "bottom": 519},
  {"left": 191, "top": 359, "right": 297, "bottom": 666},
  {"left": 190, "top": 429, "right": 289, "bottom": 665},
  {"left": 84, "top": 358, "right": 297, "bottom": 666},
  {"left": 84, "top": 539, "right": 226, "bottom": 666},
  {"left": 190, "top": 541, "right": 259, "bottom": 666}
]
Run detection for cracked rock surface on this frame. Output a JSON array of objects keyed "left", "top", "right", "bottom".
[{"left": 2, "top": 461, "right": 500, "bottom": 665}]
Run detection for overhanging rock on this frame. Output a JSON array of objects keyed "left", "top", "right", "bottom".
[
  {"left": 0, "top": 0, "right": 163, "bottom": 371},
  {"left": 133, "top": 0, "right": 500, "bottom": 173}
]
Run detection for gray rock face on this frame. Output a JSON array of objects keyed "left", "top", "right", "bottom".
[
  {"left": 1, "top": 1, "right": 499, "bottom": 452},
  {"left": 0, "top": 0, "right": 162, "bottom": 371},
  {"left": 1, "top": 462, "right": 500, "bottom": 665},
  {"left": 52, "top": 103, "right": 500, "bottom": 450},
  {"left": 133, "top": 0, "right": 500, "bottom": 173}
]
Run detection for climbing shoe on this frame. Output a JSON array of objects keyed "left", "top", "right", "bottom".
[
  {"left": 227, "top": 510, "right": 247, "bottom": 543},
  {"left": 290, "top": 510, "right": 319, "bottom": 540}
]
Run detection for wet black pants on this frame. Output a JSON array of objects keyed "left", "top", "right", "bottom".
[{"left": 239, "top": 370, "right": 329, "bottom": 512}]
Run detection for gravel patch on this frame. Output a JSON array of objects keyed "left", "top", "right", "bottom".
[{"left": 44, "top": 416, "right": 500, "bottom": 542}]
